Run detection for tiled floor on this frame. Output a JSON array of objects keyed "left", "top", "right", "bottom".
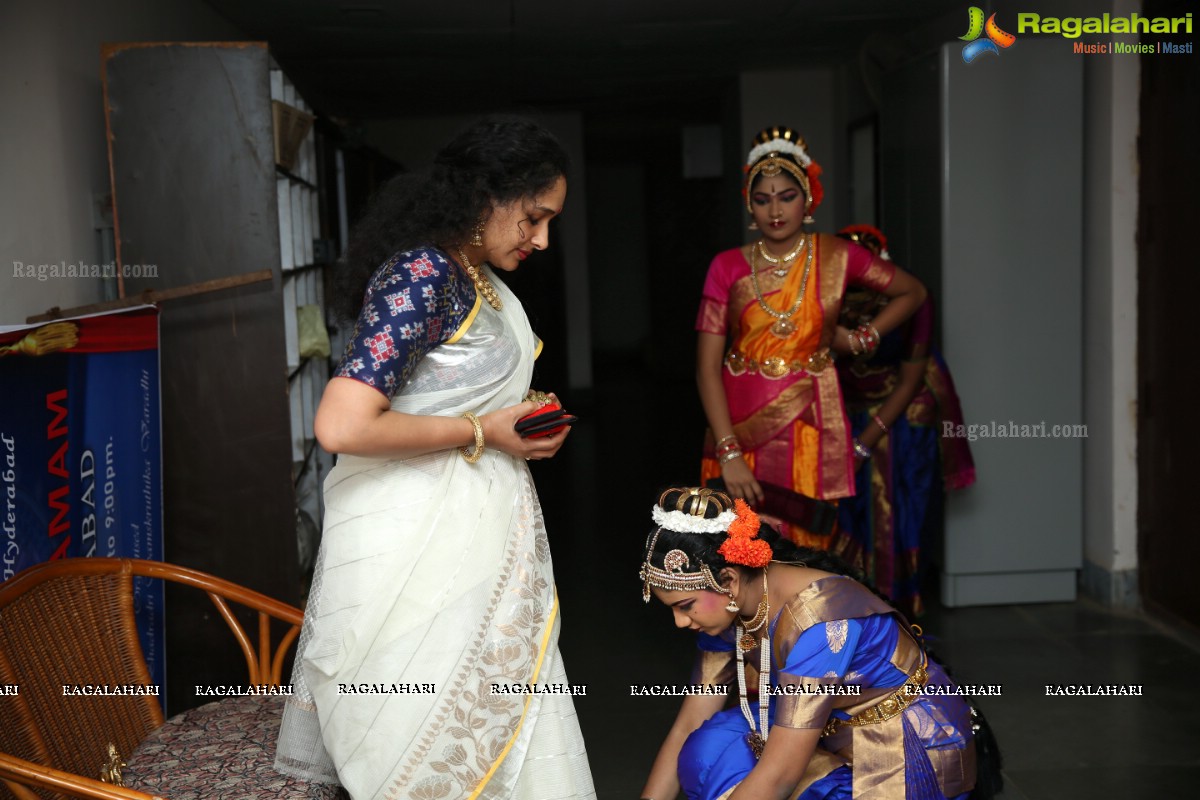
[
  {"left": 917, "top": 600, "right": 1200, "bottom": 798},
  {"left": 532, "top": 364, "right": 1200, "bottom": 798}
]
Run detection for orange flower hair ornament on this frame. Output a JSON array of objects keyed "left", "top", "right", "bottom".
[
  {"left": 804, "top": 160, "right": 824, "bottom": 217},
  {"left": 838, "top": 223, "right": 889, "bottom": 260},
  {"left": 718, "top": 500, "right": 773, "bottom": 568}
]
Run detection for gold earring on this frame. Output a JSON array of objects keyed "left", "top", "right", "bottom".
[{"left": 748, "top": 221, "right": 759, "bottom": 231}]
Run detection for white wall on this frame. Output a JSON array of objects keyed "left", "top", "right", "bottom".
[
  {"left": 863, "top": 0, "right": 1141, "bottom": 607},
  {"left": 939, "top": 38, "right": 1085, "bottom": 605},
  {"left": 0, "top": 0, "right": 243, "bottom": 324},
  {"left": 1081, "top": 0, "right": 1141, "bottom": 605}
]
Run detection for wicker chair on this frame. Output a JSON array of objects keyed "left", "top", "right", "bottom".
[{"left": 0, "top": 558, "right": 333, "bottom": 800}]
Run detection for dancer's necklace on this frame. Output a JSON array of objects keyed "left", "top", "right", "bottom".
[
  {"left": 750, "top": 232, "right": 813, "bottom": 338},
  {"left": 755, "top": 237, "right": 805, "bottom": 278},
  {"left": 737, "top": 573, "right": 770, "bottom": 650}
]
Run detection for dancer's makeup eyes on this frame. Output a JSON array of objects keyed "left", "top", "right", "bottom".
[{"left": 752, "top": 190, "right": 800, "bottom": 205}]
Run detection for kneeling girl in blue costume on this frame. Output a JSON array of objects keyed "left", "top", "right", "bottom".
[{"left": 638, "top": 487, "right": 976, "bottom": 800}]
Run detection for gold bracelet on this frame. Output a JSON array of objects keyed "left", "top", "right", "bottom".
[{"left": 460, "top": 411, "right": 484, "bottom": 463}]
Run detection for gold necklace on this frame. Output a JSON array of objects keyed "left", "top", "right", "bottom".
[
  {"left": 749, "top": 232, "right": 813, "bottom": 338},
  {"left": 457, "top": 249, "right": 502, "bottom": 311},
  {"left": 756, "top": 237, "right": 806, "bottom": 278},
  {"left": 737, "top": 572, "right": 770, "bottom": 650}
]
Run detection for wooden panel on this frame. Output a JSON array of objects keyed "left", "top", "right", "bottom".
[
  {"left": 103, "top": 42, "right": 300, "bottom": 713},
  {"left": 1137, "top": 0, "right": 1200, "bottom": 630}
]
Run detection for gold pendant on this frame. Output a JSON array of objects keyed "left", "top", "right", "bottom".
[
  {"left": 746, "top": 731, "right": 766, "bottom": 759},
  {"left": 739, "top": 632, "right": 757, "bottom": 651},
  {"left": 770, "top": 319, "right": 796, "bottom": 338}
]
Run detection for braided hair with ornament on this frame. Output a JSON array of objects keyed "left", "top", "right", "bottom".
[
  {"left": 639, "top": 487, "right": 858, "bottom": 605},
  {"left": 837, "top": 224, "right": 892, "bottom": 330},
  {"left": 837, "top": 224, "right": 890, "bottom": 261}
]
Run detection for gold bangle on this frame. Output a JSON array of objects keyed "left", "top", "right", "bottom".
[{"left": 460, "top": 411, "right": 484, "bottom": 463}]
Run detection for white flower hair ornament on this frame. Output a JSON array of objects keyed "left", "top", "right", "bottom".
[
  {"left": 651, "top": 504, "right": 736, "bottom": 534},
  {"left": 745, "top": 137, "right": 812, "bottom": 169}
]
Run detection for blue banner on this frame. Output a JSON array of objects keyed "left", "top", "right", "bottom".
[{"left": 0, "top": 306, "right": 164, "bottom": 695}]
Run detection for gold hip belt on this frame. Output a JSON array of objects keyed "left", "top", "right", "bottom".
[
  {"left": 822, "top": 657, "right": 929, "bottom": 737},
  {"left": 725, "top": 348, "right": 833, "bottom": 379}
]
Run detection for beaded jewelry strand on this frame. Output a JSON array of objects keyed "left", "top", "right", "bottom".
[{"left": 735, "top": 566, "right": 771, "bottom": 758}]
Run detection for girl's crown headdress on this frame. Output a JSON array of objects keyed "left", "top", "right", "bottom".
[
  {"left": 743, "top": 126, "right": 824, "bottom": 221},
  {"left": 639, "top": 487, "right": 771, "bottom": 602}
]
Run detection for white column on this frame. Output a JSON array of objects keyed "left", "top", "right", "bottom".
[{"left": 1081, "top": 0, "right": 1140, "bottom": 607}]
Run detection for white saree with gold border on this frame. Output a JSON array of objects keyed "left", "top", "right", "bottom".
[{"left": 276, "top": 272, "right": 596, "bottom": 800}]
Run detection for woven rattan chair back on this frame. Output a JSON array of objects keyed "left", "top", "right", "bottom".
[
  {"left": 0, "top": 562, "right": 162, "bottom": 799},
  {"left": 0, "top": 558, "right": 301, "bottom": 800}
]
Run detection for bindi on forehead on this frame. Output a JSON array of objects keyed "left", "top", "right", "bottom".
[
  {"left": 754, "top": 174, "right": 803, "bottom": 194},
  {"left": 753, "top": 184, "right": 800, "bottom": 198}
]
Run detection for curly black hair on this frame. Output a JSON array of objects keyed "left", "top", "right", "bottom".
[{"left": 334, "top": 115, "right": 570, "bottom": 320}]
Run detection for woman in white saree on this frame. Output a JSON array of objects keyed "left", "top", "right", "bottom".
[{"left": 275, "top": 117, "right": 595, "bottom": 800}]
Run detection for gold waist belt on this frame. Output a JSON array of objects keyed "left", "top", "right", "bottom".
[
  {"left": 725, "top": 348, "right": 833, "bottom": 379},
  {"left": 822, "top": 657, "right": 929, "bottom": 737}
]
